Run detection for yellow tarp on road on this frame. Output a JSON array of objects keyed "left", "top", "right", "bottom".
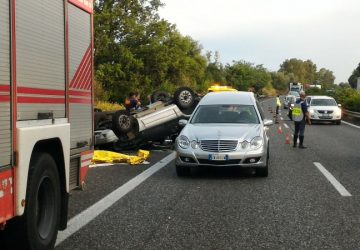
[{"left": 92, "top": 150, "right": 150, "bottom": 165}]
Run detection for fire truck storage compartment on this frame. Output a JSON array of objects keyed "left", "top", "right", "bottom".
[
  {"left": 16, "top": 0, "right": 65, "bottom": 121},
  {"left": 68, "top": 4, "right": 92, "bottom": 150},
  {"left": 0, "top": 0, "right": 11, "bottom": 167}
]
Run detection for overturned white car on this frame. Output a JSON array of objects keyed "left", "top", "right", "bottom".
[{"left": 94, "top": 87, "right": 199, "bottom": 149}]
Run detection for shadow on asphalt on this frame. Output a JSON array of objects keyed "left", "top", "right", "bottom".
[{"left": 181, "top": 167, "right": 265, "bottom": 180}]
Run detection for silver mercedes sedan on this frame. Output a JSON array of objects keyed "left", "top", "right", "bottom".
[{"left": 175, "top": 91, "right": 273, "bottom": 177}]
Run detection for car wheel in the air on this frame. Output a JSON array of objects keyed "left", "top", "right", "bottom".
[
  {"left": 173, "top": 87, "right": 195, "bottom": 110},
  {"left": 112, "top": 110, "right": 137, "bottom": 137}
]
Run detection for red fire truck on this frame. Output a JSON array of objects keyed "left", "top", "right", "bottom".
[{"left": 0, "top": 0, "right": 94, "bottom": 249}]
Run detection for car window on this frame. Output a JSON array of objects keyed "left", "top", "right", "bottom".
[
  {"left": 190, "top": 105, "right": 260, "bottom": 124},
  {"left": 288, "top": 91, "right": 300, "bottom": 97},
  {"left": 310, "top": 99, "right": 337, "bottom": 106}
]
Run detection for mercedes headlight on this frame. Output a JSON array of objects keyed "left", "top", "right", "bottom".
[
  {"left": 239, "top": 140, "right": 249, "bottom": 149},
  {"left": 250, "top": 136, "right": 263, "bottom": 150},
  {"left": 191, "top": 140, "right": 199, "bottom": 149},
  {"left": 178, "top": 135, "right": 190, "bottom": 149}
]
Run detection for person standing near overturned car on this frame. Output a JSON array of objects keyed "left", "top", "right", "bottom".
[
  {"left": 292, "top": 91, "right": 311, "bottom": 148},
  {"left": 124, "top": 92, "right": 141, "bottom": 112}
]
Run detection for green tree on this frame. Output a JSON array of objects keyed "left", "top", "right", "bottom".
[
  {"left": 348, "top": 63, "right": 360, "bottom": 89},
  {"left": 316, "top": 68, "right": 335, "bottom": 86},
  {"left": 203, "top": 51, "right": 226, "bottom": 88},
  {"left": 270, "top": 72, "right": 290, "bottom": 92},
  {"left": 279, "top": 58, "right": 317, "bottom": 84},
  {"left": 94, "top": 0, "right": 206, "bottom": 102},
  {"left": 225, "top": 61, "right": 271, "bottom": 93}
]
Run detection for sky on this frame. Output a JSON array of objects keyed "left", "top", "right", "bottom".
[{"left": 158, "top": 0, "right": 360, "bottom": 83}]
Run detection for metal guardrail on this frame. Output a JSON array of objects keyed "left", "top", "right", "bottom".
[{"left": 344, "top": 109, "right": 360, "bottom": 119}]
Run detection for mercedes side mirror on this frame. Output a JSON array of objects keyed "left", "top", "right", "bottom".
[
  {"left": 263, "top": 119, "right": 273, "bottom": 126},
  {"left": 178, "top": 119, "right": 188, "bottom": 127}
]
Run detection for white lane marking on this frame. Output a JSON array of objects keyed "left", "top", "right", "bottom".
[
  {"left": 280, "top": 117, "right": 284, "bottom": 121},
  {"left": 314, "top": 162, "right": 351, "bottom": 197},
  {"left": 56, "top": 152, "right": 176, "bottom": 246},
  {"left": 342, "top": 120, "right": 360, "bottom": 129},
  {"left": 284, "top": 123, "right": 289, "bottom": 129}
]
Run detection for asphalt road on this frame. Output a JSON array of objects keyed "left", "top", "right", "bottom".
[{"left": 56, "top": 98, "right": 360, "bottom": 250}]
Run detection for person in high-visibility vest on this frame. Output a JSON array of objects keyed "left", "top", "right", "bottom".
[
  {"left": 292, "top": 91, "right": 311, "bottom": 148},
  {"left": 276, "top": 95, "right": 281, "bottom": 114}
]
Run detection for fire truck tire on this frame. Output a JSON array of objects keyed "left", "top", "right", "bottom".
[
  {"left": 12, "top": 153, "right": 61, "bottom": 250},
  {"left": 173, "top": 87, "right": 195, "bottom": 110}
]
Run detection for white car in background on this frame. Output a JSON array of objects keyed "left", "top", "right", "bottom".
[
  {"left": 307, "top": 96, "right": 342, "bottom": 125},
  {"left": 283, "top": 95, "right": 296, "bottom": 109}
]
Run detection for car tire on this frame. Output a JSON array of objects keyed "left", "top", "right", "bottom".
[
  {"left": 257, "top": 145, "right": 269, "bottom": 177},
  {"left": 173, "top": 87, "right": 195, "bottom": 110},
  {"left": 257, "top": 166, "right": 268, "bottom": 177},
  {"left": 176, "top": 165, "right": 191, "bottom": 177},
  {"left": 335, "top": 120, "right": 341, "bottom": 125},
  {"left": 112, "top": 110, "right": 137, "bottom": 137},
  {"left": 7, "top": 153, "right": 61, "bottom": 250},
  {"left": 151, "top": 91, "right": 171, "bottom": 103}
]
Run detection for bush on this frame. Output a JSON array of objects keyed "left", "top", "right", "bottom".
[
  {"left": 332, "top": 88, "right": 360, "bottom": 112},
  {"left": 344, "top": 94, "right": 360, "bottom": 112},
  {"left": 262, "top": 83, "right": 276, "bottom": 96},
  {"left": 305, "top": 87, "right": 326, "bottom": 96},
  {"left": 95, "top": 101, "right": 124, "bottom": 111}
]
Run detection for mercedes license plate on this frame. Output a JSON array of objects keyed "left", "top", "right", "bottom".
[{"left": 209, "top": 154, "right": 229, "bottom": 161}]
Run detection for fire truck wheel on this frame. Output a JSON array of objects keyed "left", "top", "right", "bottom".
[
  {"left": 16, "top": 153, "right": 61, "bottom": 250},
  {"left": 112, "top": 110, "right": 137, "bottom": 137},
  {"left": 173, "top": 87, "right": 195, "bottom": 110}
]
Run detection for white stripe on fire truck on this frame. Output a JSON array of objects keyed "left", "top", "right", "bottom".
[
  {"left": 81, "top": 153, "right": 93, "bottom": 161},
  {"left": 81, "top": 160, "right": 92, "bottom": 168}
]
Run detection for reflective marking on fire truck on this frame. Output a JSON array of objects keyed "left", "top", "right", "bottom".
[
  {"left": 81, "top": 151, "right": 93, "bottom": 168},
  {"left": 2, "top": 179, "right": 8, "bottom": 189},
  {"left": 0, "top": 177, "right": 13, "bottom": 198}
]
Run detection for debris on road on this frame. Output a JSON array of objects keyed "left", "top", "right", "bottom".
[{"left": 92, "top": 150, "right": 150, "bottom": 165}]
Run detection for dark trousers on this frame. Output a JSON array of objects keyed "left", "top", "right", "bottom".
[{"left": 293, "top": 120, "right": 306, "bottom": 145}]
